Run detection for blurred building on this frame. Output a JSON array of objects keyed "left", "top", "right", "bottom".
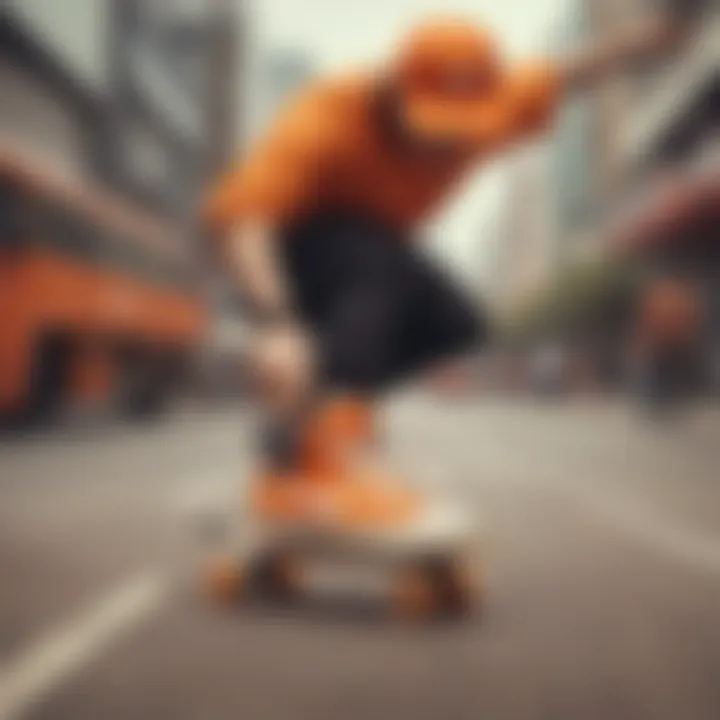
[
  {"left": 489, "top": 0, "right": 600, "bottom": 312},
  {"left": 0, "top": 0, "right": 105, "bottom": 180},
  {"left": 549, "top": 0, "right": 601, "bottom": 266},
  {"left": 612, "top": 3, "right": 719, "bottom": 176},
  {"left": 489, "top": 0, "right": 719, "bottom": 393},
  {"left": 1, "top": 0, "right": 243, "bottom": 234},
  {"left": 547, "top": 0, "right": 718, "bottom": 262},
  {"left": 608, "top": 1, "right": 720, "bottom": 395},
  {"left": 565, "top": 0, "right": 719, "bottom": 252},
  {"left": 0, "top": 0, "right": 248, "bottom": 423},
  {"left": 545, "top": 0, "right": 720, "bottom": 391},
  {"left": 107, "top": 0, "right": 244, "bottom": 233},
  {"left": 490, "top": 146, "right": 557, "bottom": 310},
  {"left": 494, "top": 0, "right": 719, "bottom": 276}
]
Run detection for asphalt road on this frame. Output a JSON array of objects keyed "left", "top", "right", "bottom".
[{"left": 1, "top": 396, "right": 719, "bottom": 720}]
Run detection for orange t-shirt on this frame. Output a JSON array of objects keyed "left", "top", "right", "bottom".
[{"left": 206, "top": 64, "right": 561, "bottom": 232}]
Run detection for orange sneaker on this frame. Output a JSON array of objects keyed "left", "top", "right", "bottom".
[
  {"left": 250, "top": 397, "right": 421, "bottom": 530},
  {"left": 248, "top": 397, "right": 474, "bottom": 552},
  {"left": 250, "top": 471, "right": 421, "bottom": 530}
]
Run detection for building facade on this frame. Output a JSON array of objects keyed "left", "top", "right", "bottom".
[
  {"left": 0, "top": 0, "right": 250, "bottom": 417},
  {"left": 611, "top": 2, "right": 720, "bottom": 395},
  {"left": 1, "top": 0, "right": 243, "bottom": 236},
  {"left": 490, "top": 145, "right": 557, "bottom": 311},
  {"left": 489, "top": 0, "right": 602, "bottom": 312},
  {"left": 550, "top": 0, "right": 598, "bottom": 255}
]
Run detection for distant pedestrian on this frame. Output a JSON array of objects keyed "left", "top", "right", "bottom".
[{"left": 634, "top": 273, "right": 701, "bottom": 417}]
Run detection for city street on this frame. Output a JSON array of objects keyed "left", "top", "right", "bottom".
[{"left": 1, "top": 397, "right": 719, "bottom": 720}]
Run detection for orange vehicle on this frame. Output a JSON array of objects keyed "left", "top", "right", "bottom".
[{"left": 0, "top": 142, "right": 207, "bottom": 425}]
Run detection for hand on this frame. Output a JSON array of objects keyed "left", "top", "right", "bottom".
[{"left": 249, "top": 322, "right": 315, "bottom": 406}]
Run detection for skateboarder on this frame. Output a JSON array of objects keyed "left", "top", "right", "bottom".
[{"left": 205, "top": 6, "right": 696, "bottom": 494}]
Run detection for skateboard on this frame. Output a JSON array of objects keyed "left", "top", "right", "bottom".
[{"left": 202, "top": 479, "right": 482, "bottom": 621}]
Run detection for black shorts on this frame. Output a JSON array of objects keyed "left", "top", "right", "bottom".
[{"left": 280, "top": 213, "right": 488, "bottom": 393}]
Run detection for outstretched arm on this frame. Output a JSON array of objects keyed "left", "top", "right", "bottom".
[{"left": 558, "top": 4, "right": 699, "bottom": 94}]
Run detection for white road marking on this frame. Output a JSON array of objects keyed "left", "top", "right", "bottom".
[
  {"left": 0, "top": 573, "right": 169, "bottom": 720},
  {"left": 565, "top": 486, "right": 720, "bottom": 575},
  {"left": 520, "top": 452, "right": 720, "bottom": 575},
  {"left": 456, "top": 451, "right": 720, "bottom": 576}
]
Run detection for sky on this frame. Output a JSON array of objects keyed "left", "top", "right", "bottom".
[{"left": 243, "top": 0, "right": 571, "bottom": 285}]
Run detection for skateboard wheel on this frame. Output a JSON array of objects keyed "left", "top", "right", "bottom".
[
  {"left": 251, "top": 552, "right": 302, "bottom": 602},
  {"left": 394, "top": 558, "right": 479, "bottom": 622},
  {"left": 437, "top": 558, "right": 479, "bottom": 619},
  {"left": 394, "top": 566, "right": 438, "bottom": 621},
  {"left": 204, "top": 555, "right": 245, "bottom": 604}
]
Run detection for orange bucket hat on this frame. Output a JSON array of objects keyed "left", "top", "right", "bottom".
[{"left": 391, "top": 17, "right": 506, "bottom": 144}]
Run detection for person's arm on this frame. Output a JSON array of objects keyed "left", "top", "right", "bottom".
[
  {"left": 225, "top": 219, "right": 295, "bottom": 323},
  {"left": 220, "top": 217, "right": 315, "bottom": 407},
  {"left": 559, "top": 5, "right": 696, "bottom": 94},
  {"left": 205, "top": 84, "right": 334, "bottom": 321}
]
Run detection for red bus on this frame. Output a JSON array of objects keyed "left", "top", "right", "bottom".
[{"left": 0, "top": 141, "right": 207, "bottom": 424}]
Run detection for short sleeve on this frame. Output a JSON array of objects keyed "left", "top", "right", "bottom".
[
  {"left": 204, "top": 87, "right": 334, "bottom": 231},
  {"left": 506, "top": 62, "right": 563, "bottom": 138}
]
